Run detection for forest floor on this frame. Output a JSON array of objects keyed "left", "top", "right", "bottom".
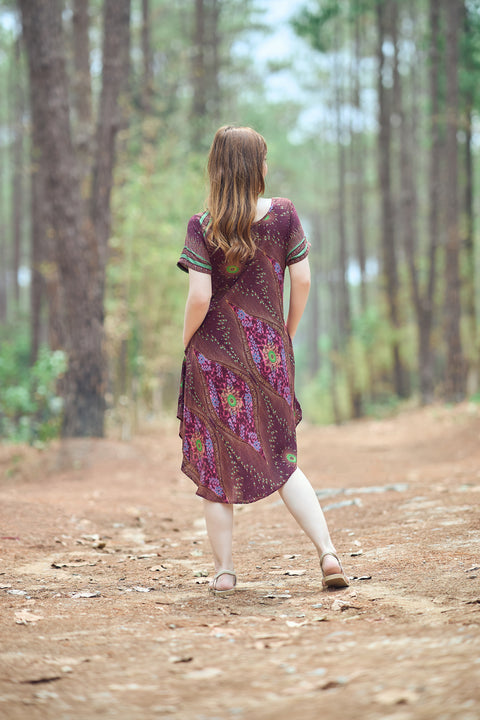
[{"left": 0, "top": 404, "right": 479, "bottom": 720}]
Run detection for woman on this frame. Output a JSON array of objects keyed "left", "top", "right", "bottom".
[{"left": 177, "top": 125, "right": 348, "bottom": 595}]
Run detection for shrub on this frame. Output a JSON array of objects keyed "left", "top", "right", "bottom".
[{"left": 0, "top": 332, "right": 67, "bottom": 445}]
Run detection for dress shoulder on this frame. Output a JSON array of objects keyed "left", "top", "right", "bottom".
[
  {"left": 276, "top": 199, "right": 310, "bottom": 266},
  {"left": 177, "top": 211, "right": 212, "bottom": 275}
]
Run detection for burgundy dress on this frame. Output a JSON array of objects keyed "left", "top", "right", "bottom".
[{"left": 177, "top": 197, "right": 310, "bottom": 504}]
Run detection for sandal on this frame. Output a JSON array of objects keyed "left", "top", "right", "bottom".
[
  {"left": 209, "top": 570, "right": 237, "bottom": 596},
  {"left": 320, "top": 552, "right": 349, "bottom": 589}
]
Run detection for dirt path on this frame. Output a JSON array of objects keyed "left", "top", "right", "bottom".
[{"left": 0, "top": 404, "right": 479, "bottom": 720}]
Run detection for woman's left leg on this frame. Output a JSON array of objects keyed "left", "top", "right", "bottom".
[{"left": 278, "top": 467, "right": 346, "bottom": 578}]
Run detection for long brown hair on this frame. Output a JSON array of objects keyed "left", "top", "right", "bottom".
[{"left": 206, "top": 125, "right": 267, "bottom": 268}]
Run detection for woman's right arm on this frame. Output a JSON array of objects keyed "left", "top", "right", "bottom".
[{"left": 286, "top": 257, "right": 311, "bottom": 340}]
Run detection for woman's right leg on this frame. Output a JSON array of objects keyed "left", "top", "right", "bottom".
[{"left": 202, "top": 498, "right": 235, "bottom": 590}]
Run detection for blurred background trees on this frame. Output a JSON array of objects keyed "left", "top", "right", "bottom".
[{"left": 0, "top": 0, "right": 479, "bottom": 441}]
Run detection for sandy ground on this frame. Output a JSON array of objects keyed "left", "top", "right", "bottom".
[{"left": 0, "top": 403, "right": 479, "bottom": 720}]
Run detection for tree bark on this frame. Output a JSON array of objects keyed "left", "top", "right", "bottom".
[
  {"left": 10, "top": 36, "right": 25, "bottom": 309},
  {"left": 462, "top": 4, "right": 478, "bottom": 392},
  {"left": 72, "top": 0, "right": 93, "bottom": 202},
  {"left": 334, "top": 29, "right": 350, "bottom": 342},
  {"left": 443, "top": 0, "right": 466, "bottom": 400},
  {"left": 415, "top": 0, "right": 443, "bottom": 404},
  {"left": 376, "top": 0, "right": 408, "bottom": 398},
  {"left": 352, "top": 3, "right": 367, "bottom": 312},
  {"left": 91, "top": 0, "right": 131, "bottom": 295},
  {"left": 20, "top": 0, "right": 131, "bottom": 437},
  {"left": 308, "top": 212, "right": 321, "bottom": 378},
  {"left": 328, "top": 262, "right": 342, "bottom": 425},
  {"left": 191, "top": 0, "right": 207, "bottom": 149},
  {"left": 141, "top": 0, "right": 153, "bottom": 114},
  {"left": 393, "top": 2, "right": 437, "bottom": 404},
  {"left": 29, "top": 142, "right": 47, "bottom": 363},
  {"left": 0, "top": 128, "right": 7, "bottom": 322},
  {"left": 26, "top": 20, "right": 64, "bottom": 358},
  {"left": 0, "top": 239, "right": 6, "bottom": 323},
  {"left": 191, "top": 0, "right": 221, "bottom": 149},
  {"left": 208, "top": 0, "right": 221, "bottom": 125}
]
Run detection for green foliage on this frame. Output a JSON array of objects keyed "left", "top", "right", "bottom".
[
  {"left": 461, "top": 0, "right": 480, "bottom": 107},
  {"left": 107, "top": 123, "right": 207, "bottom": 413},
  {"left": 298, "top": 364, "right": 340, "bottom": 425},
  {"left": 362, "top": 394, "right": 402, "bottom": 419},
  {"left": 0, "top": 326, "right": 67, "bottom": 444},
  {"left": 296, "top": 303, "right": 418, "bottom": 424},
  {"left": 292, "top": 1, "right": 342, "bottom": 53},
  {"left": 291, "top": 0, "right": 377, "bottom": 55}
]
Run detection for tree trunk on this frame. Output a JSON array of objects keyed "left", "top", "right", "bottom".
[
  {"left": 72, "top": 0, "right": 93, "bottom": 201},
  {"left": 443, "top": 0, "right": 466, "bottom": 400},
  {"left": 462, "top": 5, "right": 478, "bottom": 393},
  {"left": 27, "top": 32, "right": 64, "bottom": 358},
  {"left": 352, "top": 4, "right": 367, "bottom": 313},
  {"left": 328, "top": 271, "right": 342, "bottom": 425},
  {"left": 394, "top": 3, "right": 432, "bottom": 404},
  {"left": 91, "top": 0, "right": 131, "bottom": 297},
  {"left": 393, "top": 7, "right": 418, "bottom": 310},
  {"left": 336, "top": 140, "right": 350, "bottom": 341},
  {"left": 0, "top": 240, "right": 6, "bottom": 323},
  {"left": 191, "top": 0, "right": 221, "bottom": 149},
  {"left": 29, "top": 144, "right": 47, "bottom": 364},
  {"left": 208, "top": 0, "right": 221, "bottom": 125},
  {"left": 0, "top": 131, "right": 7, "bottom": 323},
  {"left": 141, "top": 0, "right": 153, "bottom": 114},
  {"left": 10, "top": 36, "right": 25, "bottom": 310},
  {"left": 416, "top": 0, "right": 443, "bottom": 404},
  {"left": 308, "top": 213, "right": 321, "bottom": 378},
  {"left": 376, "top": 0, "right": 408, "bottom": 398},
  {"left": 334, "top": 60, "right": 350, "bottom": 340},
  {"left": 20, "top": 0, "right": 131, "bottom": 437},
  {"left": 191, "top": 0, "right": 207, "bottom": 149}
]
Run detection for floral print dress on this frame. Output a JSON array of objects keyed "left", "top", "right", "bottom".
[{"left": 177, "top": 197, "right": 310, "bottom": 504}]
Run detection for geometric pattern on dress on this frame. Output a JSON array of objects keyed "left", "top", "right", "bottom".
[
  {"left": 196, "top": 352, "right": 264, "bottom": 456},
  {"left": 231, "top": 306, "right": 292, "bottom": 406},
  {"left": 182, "top": 407, "right": 226, "bottom": 501}
]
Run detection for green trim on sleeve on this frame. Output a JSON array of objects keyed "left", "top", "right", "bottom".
[
  {"left": 286, "top": 236, "right": 307, "bottom": 260},
  {"left": 187, "top": 247, "right": 211, "bottom": 264},
  {"left": 288, "top": 245, "right": 308, "bottom": 262},
  {"left": 179, "top": 253, "right": 212, "bottom": 271}
]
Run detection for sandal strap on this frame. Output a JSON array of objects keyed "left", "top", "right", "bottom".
[
  {"left": 319, "top": 551, "right": 340, "bottom": 566},
  {"left": 319, "top": 552, "right": 349, "bottom": 587},
  {"left": 212, "top": 570, "right": 237, "bottom": 589},
  {"left": 320, "top": 552, "right": 346, "bottom": 575}
]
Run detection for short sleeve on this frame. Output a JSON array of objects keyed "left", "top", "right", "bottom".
[
  {"left": 177, "top": 213, "right": 212, "bottom": 275},
  {"left": 286, "top": 201, "right": 310, "bottom": 266}
]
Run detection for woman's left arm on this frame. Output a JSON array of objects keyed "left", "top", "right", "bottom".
[
  {"left": 183, "top": 269, "right": 212, "bottom": 349},
  {"left": 286, "top": 257, "right": 311, "bottom": 340}
]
